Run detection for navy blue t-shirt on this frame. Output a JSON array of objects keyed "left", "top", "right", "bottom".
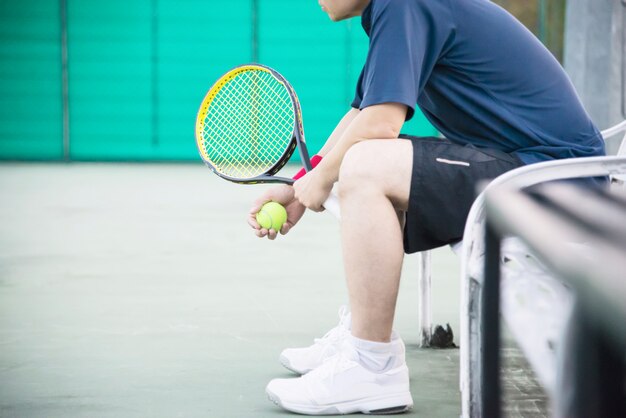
[{"left": 352, "top": 0, "right": 605, "bottom": 164}]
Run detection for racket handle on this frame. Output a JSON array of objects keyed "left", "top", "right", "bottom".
[{"left": 323, "top": 192, "right": 341, "bottom": 219}]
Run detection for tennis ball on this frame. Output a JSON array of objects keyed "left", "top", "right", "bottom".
[{"left": 256, "top": 201, "right": 287, "bottom": 231}]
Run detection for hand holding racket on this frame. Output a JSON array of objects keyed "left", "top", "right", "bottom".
[{"left": 195, "top": 64, "right": 341, "bottom": 218}]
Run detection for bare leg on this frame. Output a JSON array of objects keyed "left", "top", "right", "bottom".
[{"left": 338, "top": 139, "right": 413, "bottom": 342}]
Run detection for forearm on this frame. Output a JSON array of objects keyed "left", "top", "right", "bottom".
[
  {"left": 316, "top": 103, "right": 407, "bottom": 184},
  {"left": 317, "top": 108, "right": 361, "bottom": 156}
]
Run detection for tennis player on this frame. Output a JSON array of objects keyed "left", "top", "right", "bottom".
[{"left": 248, "top": 0, "right": 605, "bottom": 414}]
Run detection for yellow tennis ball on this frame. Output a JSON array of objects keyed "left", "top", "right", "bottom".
[{"left": 256, "top": 201, "right": 287, "bottom": 231}]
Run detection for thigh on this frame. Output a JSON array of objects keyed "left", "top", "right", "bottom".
[
  {"left": 403, "top": 136, "right": 525, "bottom": 254},
  {"left": 339, "top": 138, "right": 414, "bottom": 211}
]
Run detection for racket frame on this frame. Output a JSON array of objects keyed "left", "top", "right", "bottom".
[{"left": 195, "top": 63, "right": 312, "bottom": 185}]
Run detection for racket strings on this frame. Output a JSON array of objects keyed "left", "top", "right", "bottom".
[
  {"left": 204, "top": 76, "right": 289, "bottom": 176},
  {"left": 200, "top": 69, "right": 295, "bottom": 179}
]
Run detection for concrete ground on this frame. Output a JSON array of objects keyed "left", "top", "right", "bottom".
[{"left": 0, "top": 163, "right": 547, "bottom": 417}]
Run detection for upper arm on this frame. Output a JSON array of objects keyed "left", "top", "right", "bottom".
[{"left": 350, "top": 103, "right": 408, "bottom": 141}]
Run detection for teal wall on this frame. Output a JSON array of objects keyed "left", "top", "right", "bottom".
[
  {"left": 0, "top": 0, "right": 437, "bottom": 161},
  {"left": 0, "top": 0, "right": 64, "bottom": 160}
]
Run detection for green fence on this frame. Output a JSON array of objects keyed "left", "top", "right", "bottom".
[{"left": 0, "top": 0, "right": 437, "bottom": 161}]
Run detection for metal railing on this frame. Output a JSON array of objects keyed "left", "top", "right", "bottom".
[{"left": 482, "top": 182, "right": 626, "bottom": 417}]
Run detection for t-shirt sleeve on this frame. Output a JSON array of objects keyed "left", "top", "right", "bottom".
[{"left": 352, "top": 0, "right": 455, "bottom": 121}]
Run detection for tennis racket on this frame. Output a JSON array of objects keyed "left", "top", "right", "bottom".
[{"left": 195, "top": 64, "right": 340, "bottom": 218}]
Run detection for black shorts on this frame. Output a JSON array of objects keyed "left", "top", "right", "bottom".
[{"left": 402, "top": 135, "right": 525, "bottom": 254}]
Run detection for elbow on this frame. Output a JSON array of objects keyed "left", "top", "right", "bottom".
[
  {"left": 356, "top": 103, "right": 406, "bottom": 141},
  {"left": 380, "top": 122, "right": 401, "bottom": 139},
  {"left": 358, "top": 122, "right": 401, "bottom": 142}
]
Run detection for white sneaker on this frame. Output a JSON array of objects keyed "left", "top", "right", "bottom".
[
  {"left": 279, "top": 306, "right": 351, "bottom": 374},
  {"left": 267, "top": 341, "right": 413, "bottom": 415}
]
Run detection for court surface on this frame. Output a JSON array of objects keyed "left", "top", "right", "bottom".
[{"left": 0, "top": 164, "right": 543, "bottom": 417}]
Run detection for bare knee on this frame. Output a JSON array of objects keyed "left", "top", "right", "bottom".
[
  {"left": 338, "top": 141, "right": 384, "bottom": 199},
  {"left": 338, "top": 140, "right": 412, "bottom": 210}
]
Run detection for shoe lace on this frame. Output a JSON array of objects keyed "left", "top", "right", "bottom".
[
  {"left": 312, "top": 305, "right": 350, "bottom": 347},
  {"left": 306, "top": 341, "right": 357, "bottom": 386}
]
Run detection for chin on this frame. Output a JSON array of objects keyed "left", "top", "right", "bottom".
[{"left": 328, "top": 13, "right": 348, "bottom": 22}]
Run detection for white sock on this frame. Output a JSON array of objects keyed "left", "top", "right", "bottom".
[{"left": 349, "top": 333, "right": 404, "bottom": 373}]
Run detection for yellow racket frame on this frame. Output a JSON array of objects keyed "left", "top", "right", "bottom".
[{"left": 195, "top": 64, "right": 310, "bottom": 184}]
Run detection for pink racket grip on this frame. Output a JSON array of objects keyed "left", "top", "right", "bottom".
[
  {"left": 322, "top": 191, "right": 341, "bottom": 219},
  {"left": 293, "top": 154, "right": 323, "bottom": 180}
]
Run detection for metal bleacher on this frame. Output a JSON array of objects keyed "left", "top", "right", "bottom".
[{"left": 482, "top": 181, "right": 626, "bottom": 417}]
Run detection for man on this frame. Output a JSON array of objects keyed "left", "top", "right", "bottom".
[{"left": 248, "top": 0, "right": 605, "bottom": 414}]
